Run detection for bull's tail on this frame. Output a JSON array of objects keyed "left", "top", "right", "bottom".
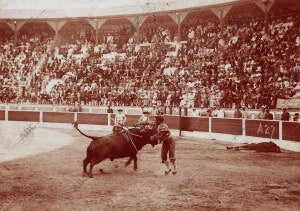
[{"left": 73, "top": 121, "right": 99, "bottom": 140}]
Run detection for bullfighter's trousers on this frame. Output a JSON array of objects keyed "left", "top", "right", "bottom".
[{"left": 161, "top": 137, "right": 176, "bottom": 163}]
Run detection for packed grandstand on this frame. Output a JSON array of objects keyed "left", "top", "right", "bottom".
[{"left": 0, "top": 0, "right": 299, "bottom": 110}]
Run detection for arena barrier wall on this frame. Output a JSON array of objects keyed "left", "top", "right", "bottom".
[
  {"left": 0, "top": 110, "right": 5, "bottom": 120},
  {"left": 109, "top": 114, "right": 141, "bottom": 127},
  {"left": 181, "top": 117, "right": 209, "bottom": 132},
  {"left": 282, "top": 122, "right": 300, "bottom": 142},
  {"left": 1, "top": 110, "right": 299, "bottom": 143},
  {"left": 245, "top": 120, "right": 279, "bottom": 139},
  {"left": 8, "top": 111, "right": 40, "bottom": 122},
  {"left": 165, "top": 115, "right": 180, "bottom": 130},
  {"left": 125, "top": 115, "right": 141, "bottom": 127},
  {"left": 211, "top": 118, "right": 243, "bottom": 135},
  {"left": 43, "top": 112, "right": 74, "bottom": 123},
  {"left": 77, "top": 113, "right": 107, "bottom": 125}
]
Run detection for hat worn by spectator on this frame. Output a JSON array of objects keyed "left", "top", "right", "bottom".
[{"left": 118, "top": 108, "right": 123, "bottom": 112}]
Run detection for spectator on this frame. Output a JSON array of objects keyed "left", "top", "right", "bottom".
[
  {"left": 257, "top": 106, "right": 266, "bottom": 119},
  {"left": 281, "top": 108, "right": 290, "bottom": 121},
  {"left": 241, "top": 106, "right": 248, "bottom": 119},
  {"left": 75, "top": 101, "right": 82, "bottom": 112},
  {"left": 114, "top": 108, "right": 126, "bottom": 126},
  {"left": 214, "top": 106, "right": 225, "bottom": 118},
  {"left": 200, "top": 108, "right": 211, "bottom": 117},
  {"left": 138, "top": 110, "right": 151, "bottom": 125},
  {"left": 190, "top": 108, "right": 199, "bottom": 117},
  {"left": 234, "top": 107, "right": 242, "bottom": 118},
  {"left": 293, "top": 113, "right": 299, "bottom": 122},
  {"left": 107, "top": 105, "right": 113, "bottom": 113},
  {"left": 207, "top": 108, "right": 213, "bottom": 117},
  {"left": 264, "top": 109, "right": 273, "bottom": 120},
  {"left": 151, "top": 106, "right": 158, "bottom": 116}
]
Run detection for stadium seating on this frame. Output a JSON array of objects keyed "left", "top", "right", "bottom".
[{"left": 0, "top": 1, "right": 299, "bottom": 112}]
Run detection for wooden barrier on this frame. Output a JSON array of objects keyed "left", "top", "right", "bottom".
[
  {"left": 8, "top": 111, "right": 39, "bottom": 122},
  {"left": 211, "top": 118, "right": 242, "bottom": 135},
  {"left": 108, "top": 115, "right": 179, "bottom": 129},
  {"left": 43, "top": 112, "right": 74, "bottom": 123},
  {"left": 245, "top": 120, "right": 279, "bottom": 139},
  {"left": 125, "top": 115, "right": 140, "bottom": 126},
  {"left": 1, "top": 109, "right": 299, "bottom": 142},
  {"left": 282, "top": 122, "right": 300, "bottom": 142},
  {"left": 77, "top": 113, "right": 107, "bottom": 125},
  {"left": 0, "top": 110, "right": 5, "bottom": 120},
  {"left": 165, "top": 115, "right": 180, "bottom": 130},
  {"left": 181, "top": 117, "right": 209, "bottom": 132},
  {"left": 109, "top": 114, "right": 140, "bottom": 127}
]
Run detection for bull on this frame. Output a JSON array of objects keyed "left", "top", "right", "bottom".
[
  {"left": 73, "top": 121, "right": 158, "bottom": 178},
  {"left": 226, "top": 142, "right": 281, "bottom": 153}
]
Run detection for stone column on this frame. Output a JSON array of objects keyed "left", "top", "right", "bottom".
[
  {"left": 168, "top": 12, "right": 188, "bottom": 41},
  {"left": 211, "top": 5, "right": 232, "bottom": 21},
  {"left": 6, "top": 20, "right": 26, "bottom": 46},
  {"left": 127, "top": 16, "right": 148, "bottom": 44},
  {"left": 46, "top": 20, "right": 67, "bottom": 42},
  {"left": 87, "top": 18, "right": 107, "bottom": 44}
]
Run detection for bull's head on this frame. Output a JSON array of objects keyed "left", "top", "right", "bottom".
[{"left": 135, "top": 124, "right": 159, "bottom": 147}]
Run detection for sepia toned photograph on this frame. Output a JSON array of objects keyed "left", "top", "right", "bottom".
[{"left": 0, "top": 0, "right": 299, "bottom": 210}]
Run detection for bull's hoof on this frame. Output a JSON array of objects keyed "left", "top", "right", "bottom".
[
  {"left": 99, "top": 169, "right": 105, "bottom": 173},
  {"left": 125, "top": 160, "right": 131, "bottom": 167},
  {"left": 172, "top": 170, "right": 177, "bottom": 175},
  {"left": 134, "top": 168, "right": 137, "bottom": 171}
]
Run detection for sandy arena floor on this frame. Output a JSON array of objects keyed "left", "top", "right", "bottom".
[{"left": 0, "top": 125, "right": 300, "bottom": 210}]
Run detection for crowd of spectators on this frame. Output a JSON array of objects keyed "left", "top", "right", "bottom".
[
  {"left": 0, "top": 10, "right": 299, "bottom": 110},
  {"left": 0, "top": 29, "right": 53, "bottom": 103},
  {"left": 179, "top": 14, "right": 299, "bottom": 109}
]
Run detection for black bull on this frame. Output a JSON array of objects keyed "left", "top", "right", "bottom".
[
  {"left": 226, "top": 142, "right": 281, "bottom": 153},
  {"left": 74, "top": 122, "right": 158, "bottom": 178}
]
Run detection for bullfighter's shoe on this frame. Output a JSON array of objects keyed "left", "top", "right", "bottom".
[
  {"left": 164, "top": 161, "right": 171, "bottom": 175},
  {"left": 171, "top": 163, "right": 177, "bottom": 175}
]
